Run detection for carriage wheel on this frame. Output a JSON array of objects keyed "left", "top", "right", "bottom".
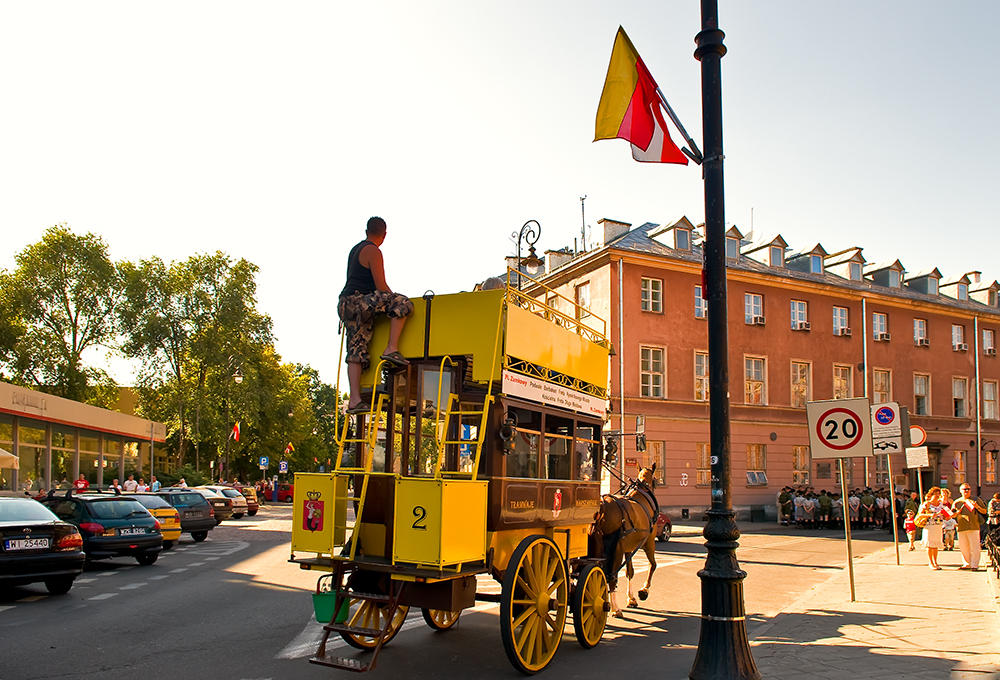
[
  {"left": 500, "top": 535, "right": 569, "bottom": 675},
  {"left": 421, "top": 607, "right": 461, "bottom": 631},
  {"left": 571, "top": 563, "right": 609, "bottom": 649},
  {"left": 341, "top": 598, "right": 410, "bottom": 650}
]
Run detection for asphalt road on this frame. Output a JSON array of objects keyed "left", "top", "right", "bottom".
[{"left": 1, "top": 506, "right": 896, "bottom": 680}]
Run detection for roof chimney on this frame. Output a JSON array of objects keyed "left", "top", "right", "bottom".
[{"left": 598, "top": 218, "right": 631, "bottom": 246}]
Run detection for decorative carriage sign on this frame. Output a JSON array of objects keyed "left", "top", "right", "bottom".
[
  {"left": 302, "top": 491, "right": 324, "bottom": 533},
  {"left": 501, "top": 370, "right": 605, "bottom": 417}
]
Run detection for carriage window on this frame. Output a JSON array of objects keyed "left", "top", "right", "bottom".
[
  {"left": 507, "top": 408, "right": 540, "bottom": 478},
  {"left": 575, "top": 425, "right": 599, "bottom": 481},
  {"left": 458, "top": 410, "right": 479, "bottom": 473},
  {"left": 543, "top": 414, "right": 573, "bottom": 480},
  {"left": 421, "top": 368, "right": 453, "bottom": 414}
]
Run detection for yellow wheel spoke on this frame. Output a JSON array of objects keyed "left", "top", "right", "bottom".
[
  {"left": 516, "top": 614, "right": 538, "bottom": 655},
  {"left": 516, "top": 574, "right": 534, "bottom": 598},
  {"left": 512, "top": 606, "right": 535, "bottom": 629},
  {"left": 542, "top": 552, "right": 558, "bottom": 586},
  {"left": 512, "top": 598, "right": 535, "bottom": 606}
]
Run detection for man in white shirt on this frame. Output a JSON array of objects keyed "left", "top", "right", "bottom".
[{"left": 123, "top": 474, "right": 138, "bottom": 492}]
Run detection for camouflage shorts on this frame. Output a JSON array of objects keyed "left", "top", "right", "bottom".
[{"left": 337, "top": 290, "right": 414, "bottom": 369}]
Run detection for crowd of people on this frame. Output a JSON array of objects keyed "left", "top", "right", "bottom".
[{"left": 777, "top": 486, "right": 901, "bottom": 530}]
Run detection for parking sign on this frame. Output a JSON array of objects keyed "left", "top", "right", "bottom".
[
  {"left": 278, "top": 460, "right": 288, "bottom": 474},
  {"left": 806, "top": 398, "right": 874, "bottom": 459}
]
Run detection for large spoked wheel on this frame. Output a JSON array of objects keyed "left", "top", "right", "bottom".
[
  {"left": 500, "top": 535, "right": 569, "bottom": 675},
  {"left": 571, "top": 563, "right": 609, "bottom": 649},
  {"left": 421, "top": 607, "right": 461, "bottom": 631},
  {"left": 341, "top": 597, "right": 410, "bottom": 650}
]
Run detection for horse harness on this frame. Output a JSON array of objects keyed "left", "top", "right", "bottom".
[{"left": 599, "top": 481, "right": 658, "bottom": 538}]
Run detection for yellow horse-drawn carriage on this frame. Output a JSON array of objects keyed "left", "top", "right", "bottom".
[{"left": 290, "top": 274, "right": 614, "bottom": 674}]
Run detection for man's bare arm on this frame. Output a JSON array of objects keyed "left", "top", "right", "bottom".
[{"left": 363, "top": 246, "right": 392, "bottom": 293}]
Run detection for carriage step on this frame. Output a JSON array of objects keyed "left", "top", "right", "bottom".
[
  {"left": 323, "top": 623, "right": 385, "bottom": 638},
  {"left": 309, "top": 654, "right": 371, "bottom": 672},
  {"left": 342, "top": 590, "right": 392, "bottom": 603}
]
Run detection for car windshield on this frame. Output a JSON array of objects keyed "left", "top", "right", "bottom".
[
  {"left": 197, "top": 488, "right": 220, "bottom": 497},
  {"left": 220, "top": 489, "right": 241, "bottom": 499},
  {"left": 0, "top": 499, "right": 60, "bottom": 522},
  {"left": 164, "top": 493, "right": 207, "bottom": 508},
  {"left": 88, "top": 499, "right": 150, "bottom": 520},
  {"left": 128, "top": 494, "right": 172, "bottom": 510}
]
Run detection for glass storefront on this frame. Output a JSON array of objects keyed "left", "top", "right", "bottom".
[
  {"left": 80, "top": 435, "right": 101, "bottom": 486},
  {"left": 0, "top": 414, "right": 12, "bottom": 491}
]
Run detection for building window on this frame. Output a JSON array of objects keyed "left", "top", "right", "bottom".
[
  {"left": 874, "top": 454, "right": 889, "bottom": 486},
  {"left": 986, "top": 450, "right": 998, "bottom": 485},
  {"left": 833, "top": 364, "right": 853, "bottom": 399},
  {"left": 696, "top": 442, "right": 711, "bottom": 486},
  {"left": 984, "top": 380, "right": 998, "bottom": 420},
  {"left": 792, "top": 445, "right": 810, "bottom": 484},
  {"left": 952, "top": 324, "right": 965, "bottom": 349},
  {"left": 640, "top": 346, "right": 664, "bottom": 398},
  {"left": 836, "top": 460, "right": 852, "bottom": 486},
  {"left": 984, "top": 329, "right": 996, "bottom": 353},
  {"left": 694, "top": 352, "right": 709, "bottom": 402},
  {"left": 873, "top": 369, "right": 891, "bottom": 404},
  {"left": 640, "top": 278, "right": 663, "bottom": 313},
  {"left": 809, "top": 254, "right": 823, "bottom": 274},
  {"left": 791, "top": 361, "right": 811, "bottom": 408},
  {"left": 888, "top": 269, "right": 901, "bottom": 288},
  {"left": 832, "top": 306, "right": 849, "bottom": 335},
  {"left": 958, "top": 283, "right": 968, "bottom": 301},
  {"left": 769, "top": 246, "right": 784, "bottom": 267},
  {"left": 648, "top": 440, "right": 666, "bottom": 486},
  {"left": 952, "top": 451, "right": 967, "bottom": 484},
  {"left": 815, "top": 461, "right": 832, "bottom": 480},
  {"left": 914, "top": 373, "right": 930, "bottom": 416},
  {"left": 745, "top": 356, "right": 766, "bottom": 405},
  {"left": 872, "top": 312, "right": 888, "bottom": 339},
  {"left": 675, "top": 228, "right": 691, "bottom": 251},
  {"left": 953, "top": 377, "right": 968, "bottom": 418},
  {"left": 927, "top": 278, "right": 939, "bottom": 295},
  {"left": 726, "top": 237, "right": 739, "bottom": 259},
  {"left": 746, "top": 444, "right": 767, "bottom": 486},
  {"left": 914, "top": 318, "right": 928, "bottom": 344},
  {"left": 849, "top": 262, "right": 862, "bottom": 281},
  {"left": 745, "top": 293, "right": 763, "bottom": 324},
  {"left": 694, "top": 285, "right": 707, "bottom": 319},
  {"left": 790, "top": 300, "right": 808, "bottom": 329},
  {"left": 574, "top": 282, "right": 591, "bottom": 320}
]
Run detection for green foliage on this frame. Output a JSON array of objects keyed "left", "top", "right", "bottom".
[{"left": 155, "top": 464, "right": 209, "bottom": 488}]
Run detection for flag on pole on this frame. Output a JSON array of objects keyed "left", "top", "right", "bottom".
[
  {"left": 230, "top": 421, "right": 240, "bottom": 442},
  {"left": 284, "top": 442, "right": 294, "bottom": 455},
  {"left": 595, "top": 26, "right": 688, "bottom": 164}
]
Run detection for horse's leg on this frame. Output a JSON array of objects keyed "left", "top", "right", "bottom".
[
  {"left": 625, "top": 555, "right": 638, "bottom": 607},
  {"left": 638, "top": 534, "right": 656, "bottom": 600},
  {"left": 609, "top": 544, "right": 626, "bottom": 618}
]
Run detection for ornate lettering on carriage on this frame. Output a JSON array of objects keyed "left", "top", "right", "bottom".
[
  {"left": 509, "top": 500, "right": 536, "bottom": 510},
  {"left": 576, "top": 498, "right": 599, "bottom": 507}
]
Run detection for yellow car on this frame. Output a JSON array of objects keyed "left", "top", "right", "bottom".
[{"left": 128, "top": 492, "right": 182, "bottom": 548}]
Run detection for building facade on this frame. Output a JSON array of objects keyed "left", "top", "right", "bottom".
[{"left": 527, "top": 218, "right": 1000, "bottom": 518}]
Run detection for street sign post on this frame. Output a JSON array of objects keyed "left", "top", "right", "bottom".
[
  {"left": 806, "top": 397, "right": 875, "bottom": 601},
  {"left": 870, "top": 402, "right": 904, "bottom": 564},
  {"left": 905, "top": 446, "right": 930, "bottom": 498},
  {"left": 278, "top": 460, "right": 288, "bottom": 474}
]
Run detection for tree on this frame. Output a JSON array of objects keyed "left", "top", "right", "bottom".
[{"left": 1, "top": 225, "right": 121, "bottom": 405}]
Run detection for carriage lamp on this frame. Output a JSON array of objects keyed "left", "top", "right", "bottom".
[
  {"left": 498, "top": 415, "right": 517, "bottom": 455},
  {"left": 603, "top": 436, "right": 618, "bottom": 464}
]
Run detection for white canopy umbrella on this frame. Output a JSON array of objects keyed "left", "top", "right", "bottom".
[{"left": 0, "top": 448, "right": 19, "bottom": 470}]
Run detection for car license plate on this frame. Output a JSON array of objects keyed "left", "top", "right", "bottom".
[
  {"left": 183, "top": 511, "right": 198, "bottom": 518},
  {"left": 4, "top": 538, "right": 51, "bottom": 551},
  {"left": 119, "top": 527, "right": 146, "bottom": 536}
]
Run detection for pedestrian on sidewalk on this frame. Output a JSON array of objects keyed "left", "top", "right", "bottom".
[
  {"left": 988, "top": 492, "right": 1000, "bottom": 527},
  {"left": 951, "top": 483, "right": 988, "bottom": 570},
  {"left": 904, "top": 509, "right": 917, "bottom": 550},
  {"left": 916, "top": 486, "right": 948, "bottom": 570},
  {"left": 941, "top": 487, "right": 957, "bottom": 550}
]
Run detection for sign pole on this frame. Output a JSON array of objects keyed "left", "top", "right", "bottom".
[
  {"left": 839, "top": 458, "right": 856, "bottom": 602},
  {"left": 886, "top": 453, "right": 900, "bottom": 565}
]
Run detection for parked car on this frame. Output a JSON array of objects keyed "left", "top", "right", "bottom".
[
  {"left": 199, "top": 486, "right": 248, "bottom": 519},
  {"left": 275, "top": 483, "right": 294, "bottom": 503},
  {"left": 237, "top": 487, "right": 259, "bottom": 516},
  {"left": 655, "top": 511, "right": 672, "bottom": 542},
  {"left": 0, "top": 496, "right": 85, "bottom": 594},
  {"left": 39, "top": 491, "right": 162, "bottom": 566},
  {"left": 154, "top": 489, "right": 215, "bottom": 542},
  {"left": 126, "top": 493, "right": 182, "bottom": 549},
  {"left": 190, "top": 488, "right": 234, "bottom": 524}
]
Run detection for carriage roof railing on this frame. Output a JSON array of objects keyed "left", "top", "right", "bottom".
[{"left": 505, "top": 268, "right": 610, "bottom": 349}]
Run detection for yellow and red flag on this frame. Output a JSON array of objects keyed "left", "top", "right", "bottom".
[
  {"left": 595, "top": 27, "right": 688, "bottom": 164},
  {"left": 284, "top": 442, "right": 294, "bottom": 455},
  {"left": 230, "top": 421, "right": 240, "bottom": 442}
]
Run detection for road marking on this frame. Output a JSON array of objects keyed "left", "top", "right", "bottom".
[
  {"left": 119, "top": 582, "right": 147, "bottom": 590},
  {"left": 17, "top": 595, "right": 45, "bottom": 603},
  {"left": 0, "top": 606, "right": 14, "bottom": 614},
  {"left": 88, "top": 593, "right": 117, "bottom": 601},
  {"left": 75, "top": 578, "right": 97, "bottom": 584},
  {"left": 203, "top": 557, "right": 220, "bottom": 561},
  {"left": 169, "top": 568, "right": 188, "bottom": 574},
  {"left": 148, "top": 575, "right": 170, "bottom": 580},
  {"left": 97, "top": 572, "right": 117, "bottom": 577},
  {"left": 188, "top": 562, "right": 206, "bottom": 567},
  {"left": 191, "top": 540, "right": 250, "bottom": 557}
]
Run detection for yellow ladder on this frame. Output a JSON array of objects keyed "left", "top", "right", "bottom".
[{"left": 429, "top": 355, "right": 494, "bottom": 481}]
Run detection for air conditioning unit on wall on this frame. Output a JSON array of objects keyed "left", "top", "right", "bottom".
[
  {"left": 753, "top": 315, "right": 766, "bottom": 326},
  {"left": 838, "top": 327, "right": 852, "bottom": 337},
  {"left": 954, "top": 342, "right": 968, "bottom": 351},
  {"left": 916, "top": 337, "right": 929, "bottom": 347},
  {"left": 794, "top": 321, "right": 811, "bottom": 331},
  {"left": 876, "top": 332, "right": 891, "bottom": 342}
]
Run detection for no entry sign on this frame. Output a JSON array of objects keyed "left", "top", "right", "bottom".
[{"left": 806, "top": 398, "right": 875, "bottom": 459}]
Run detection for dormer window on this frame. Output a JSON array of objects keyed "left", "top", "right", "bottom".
[
  {"left": 675, "top": 228, "right": 691, "bottom": 251},
  {"left": 809, "top": 255, "right": 823, "bottom": 274},
  {"left": 990, "top": 291, "right": 998, "bottom": 307},
  {"left": 958, "top": 283, "right": 968, "bottom": 301},
  {"left": 726, "top": 237, "right": 739, "bottom": 259},
  {"left": 849, "top": 262, "right": 862, "bottom": 281},
  {"left": 769, "top": 246, "right": 784, "bottom": 267},
  {"left": 927, "top": 278, "right": 939, "bottom": 295},
  {"left": 888, "top": 270, "right": 901, "bottom": 288}
]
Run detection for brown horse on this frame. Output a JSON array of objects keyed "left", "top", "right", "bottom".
[{"left": 589, "top": 464, "right": 659, "bottom": 617}]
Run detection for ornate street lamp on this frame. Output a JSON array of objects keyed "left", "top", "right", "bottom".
[
  {"left": 224, "top": 355, "right": 242, "bottom": 482},
  {"left": 512, "top": 219, "right": 544, "bottom": 289}
]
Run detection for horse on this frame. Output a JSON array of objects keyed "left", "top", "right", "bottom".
[{"left": 589, "top": 464, "right": 659, "bottom": 617}]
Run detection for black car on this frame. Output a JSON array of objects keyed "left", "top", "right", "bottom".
[
  {"left": 0, "top": 497, "right": 85, "bottom": 594},
  {"left": 40, "top": 491, "right": 162, "bottom": 566},
  {"left": 154, "top": 488, "right": 216, "bottom": 542}
]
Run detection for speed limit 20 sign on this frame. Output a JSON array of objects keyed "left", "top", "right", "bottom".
[{"left": 806, "top": 398, "right": 874, "bottom": 460}]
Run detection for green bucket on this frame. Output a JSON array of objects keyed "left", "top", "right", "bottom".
[{"left": 312, "top": 592, "right": 349, "bottom": 623}]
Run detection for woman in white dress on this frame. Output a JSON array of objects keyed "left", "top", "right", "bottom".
[{"left": 916, "top": 486, "right": 949, "bottom": 570}]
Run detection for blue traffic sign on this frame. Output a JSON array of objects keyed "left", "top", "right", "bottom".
[
  {"left": 278, "top": 460, "right": 288, "bottom": 473},
  {"left": 259, "top": 456, "right": 269, "bottom": 467},
  {"left": 874, "top": 407, "right": 895, "bottom": 425}
]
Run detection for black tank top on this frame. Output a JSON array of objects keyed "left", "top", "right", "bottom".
[{"left": 340, "top": 240, "right": 377, "bottom": 297}]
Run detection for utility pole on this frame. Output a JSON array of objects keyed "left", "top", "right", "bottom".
[{"left": 579, "top": 195, "right": 588, "bottom": 252}]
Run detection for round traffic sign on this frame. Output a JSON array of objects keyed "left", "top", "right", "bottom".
[
  {"left": 909, "top": 425, "right": 927, "bottom": 447},
  {"left": 815, "top": 407, "right": 865, "bottom": 451},
  {"left": 874, "top": 407, "right": 895, "bottom": 425}
]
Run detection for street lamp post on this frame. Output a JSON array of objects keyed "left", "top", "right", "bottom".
[
  {"left": 224, "top": 356, "right": 243, "bottom": 483},
  {"left": 689, "top": 1, "right": 760, "bottom": 679},
  {"left": 512, "top": 220, "right": 543, "bottom": 290}
]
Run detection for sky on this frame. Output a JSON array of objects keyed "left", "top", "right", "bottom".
[{"left": 2, "top": 1, "right": 998, "bottom": 387}]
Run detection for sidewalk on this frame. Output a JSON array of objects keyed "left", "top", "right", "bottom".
[{"left": 749, "top": 541, "right": 1000, "bottom": 679}]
